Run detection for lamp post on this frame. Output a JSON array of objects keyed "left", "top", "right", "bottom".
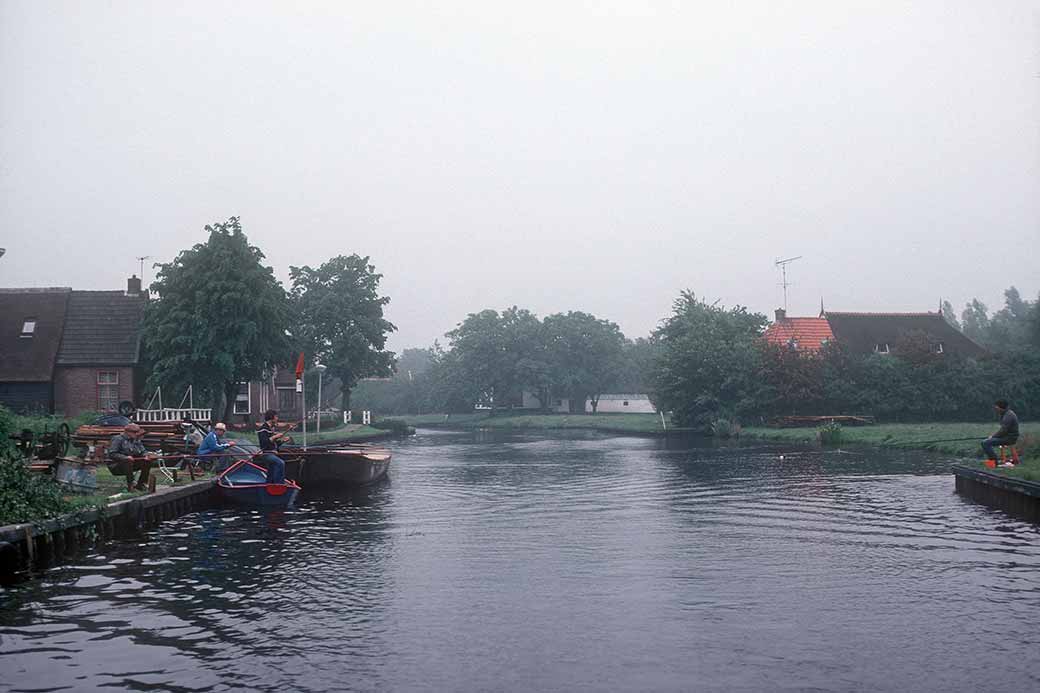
[{"left": 315, "top": 363, "right": 327, "bottom": 436}]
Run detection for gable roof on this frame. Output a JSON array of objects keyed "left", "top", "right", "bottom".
[
  {"left": 763, "top": 317, "right": 834, "bottom": 351},
  {"left": 823, "top": 311, "right": 986, "bottom": 357},
  {"left": 56, "top": 291, "right": 147, "bottom": 365},
  {"left": 0, "top": 288, "right": 71, "bottom": 381}
]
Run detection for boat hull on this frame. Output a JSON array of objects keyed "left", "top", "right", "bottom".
[
  {"left": 217, "top": 460, "right": 301, "bottom": 507},
  {"left": 282, "top": 448, "right": 391, "bottom": 486}
]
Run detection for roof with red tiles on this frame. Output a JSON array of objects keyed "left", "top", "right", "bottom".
[{"left": 762, "top": 317, "right": 834, "bottom": 352}]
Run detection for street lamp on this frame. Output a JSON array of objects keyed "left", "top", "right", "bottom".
[{"left": 315, "top": 363, "right": 327, "bottom": 436}]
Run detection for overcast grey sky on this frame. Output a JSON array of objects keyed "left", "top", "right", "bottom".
[{"left": 2, "top": 1, "right": 1038, "bottom": 351}]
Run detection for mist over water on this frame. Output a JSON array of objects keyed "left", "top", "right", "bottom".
[{"left": 2, "top": 430, "right": 1039, "bottom": 691}]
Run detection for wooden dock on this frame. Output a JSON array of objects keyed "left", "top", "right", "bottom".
[{"left": 952, "top": 465, "right": 1040, "bottom": 523}]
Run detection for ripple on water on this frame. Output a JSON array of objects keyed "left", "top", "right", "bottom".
[{"left": 2, "top": 431, "right": 1039, "bottom": 692}]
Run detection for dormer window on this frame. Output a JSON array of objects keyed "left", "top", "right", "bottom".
[
  {"left": 874, "top": 343, "right": 890, "bottom": 354},
  {"left": 20, "top": 318, "right": 36, "bottom": 337}
]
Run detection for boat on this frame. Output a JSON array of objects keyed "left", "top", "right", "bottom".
[
  {"left": 217, "top": 458, "right": 301, "bottom": 507},
  {"left": 281, "top": 444, "right": 392, "bottom": 486}
]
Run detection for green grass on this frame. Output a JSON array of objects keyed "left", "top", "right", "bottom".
[
  {"left": 743, "top": 422, "right": 1040, "bottom": 479},
  {"left": 387, "top": 412, "right": 670, "bottom": 434},
  {"left": 231, "top": 423, "right": 388, "bottom": 446}
]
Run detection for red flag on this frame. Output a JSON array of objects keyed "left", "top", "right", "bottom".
[{"left": 294, "top": 352, "right": 305, "bottom": 379}]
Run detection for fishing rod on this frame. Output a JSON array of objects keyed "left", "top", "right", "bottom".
[{"left": 897, "top": 436, "right": 981, "bottom": 445}]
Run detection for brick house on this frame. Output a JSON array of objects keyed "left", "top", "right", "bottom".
[
  {"left": 227, "top": 367, "right": 303, "bottom": 426},
  {"left": 53, "top": 282, "right": 147, "bottom": 416},
  {"left": 0, "top": 278, "right": 147, "bottom": 416}
]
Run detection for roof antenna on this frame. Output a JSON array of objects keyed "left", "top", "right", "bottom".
[
  {"left": 775, "top": 256, "right": 802, "bottom": 311},
  {"left": 136, "top": 255, "right": 153, "bottom": 284}
]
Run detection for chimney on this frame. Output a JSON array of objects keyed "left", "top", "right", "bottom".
[
  {"left": 127, "top": 275, "right": 142, "bottom": 296},
  {"left": 774, "top": 308, "right": 786, "bottom": 322}
]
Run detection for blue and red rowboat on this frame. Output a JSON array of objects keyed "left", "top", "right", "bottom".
[{"left": 217, "top": 459, "right": 301, "bottom": 507}]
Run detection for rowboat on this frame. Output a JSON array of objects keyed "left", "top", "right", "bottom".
[
  {"left": 217, "top": 458, "right": 301, "bottom": 507},
  {"left": 281, "top": 445, "right": 391, "bottom": 486}
]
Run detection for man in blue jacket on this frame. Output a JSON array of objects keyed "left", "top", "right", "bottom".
[{"left": 198, "top": 422, "right": 235, "bottom": 471}]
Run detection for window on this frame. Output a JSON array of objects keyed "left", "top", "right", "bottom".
[
  {"left": 623, "top": 401, "right": 629, "bottom": 406},
  {"left": 97, "top": 371, "right": 119, "bottom": 412},
  {"left": 874, "top": 343, "right": 890, "bottom": 354},
  {"left": 277, "top": 387, "right": 296, "bottom": 412},
  {"left": 20, "top": 318, "right": 36, "bottom": 337},
  {"left": 234, "top": 382, "right": 251, "bottom": 415},
  {"left": 935, "top": 342, "right": 944, "bottom": 354}
]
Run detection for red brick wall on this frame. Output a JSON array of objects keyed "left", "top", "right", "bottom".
[{"left": 54, "top": 366, "right": 136, "bottom": 417}]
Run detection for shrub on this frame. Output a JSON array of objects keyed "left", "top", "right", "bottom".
[
  {"left": 0, "top": 458, "right": 73, "bottom": 525},
  {"left": 817, "top": 421, "right": 844, "bottom": 445},
  {"left": 710, "top": 418, "right": 742, "bottom": 439}
]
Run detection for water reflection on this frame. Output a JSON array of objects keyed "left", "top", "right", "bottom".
[{"left": 2, "top": 430, "right": 1039, "bottom": 692}]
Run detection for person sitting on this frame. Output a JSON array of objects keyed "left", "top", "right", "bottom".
[
  {"left": 197, "top": 422, "right": 236, "bottom": 472},
  {"left": 107, "top": 423, "right": 158, "bottom": 491},
  {"left": 982, "top": 399, "right": 1019, "bottom": 467},
  {"left": 257, "top": 410, "right": 288, "bottom": 484}
]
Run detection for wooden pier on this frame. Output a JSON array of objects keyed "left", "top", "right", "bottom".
[{"left": 952, "top": 465, "right": 1040, "bottom": 523}]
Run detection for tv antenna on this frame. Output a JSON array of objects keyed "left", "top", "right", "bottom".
[
  {"left": 136, "top": 255, "right": 153, "bottom": 282},
  {"left": 775, "top": 255, "right": 802, "bottom": 311}
]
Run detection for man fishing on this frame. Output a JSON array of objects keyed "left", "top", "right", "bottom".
[
  {"left": 982, "top": 399, "right": 1019, "bottom": 467},
  {"left": 107, "top": 423, "right": 158, "bottom": 491},
  {"left": 257, "top": 410, "right": 288, "bottom": 484},
  {"left": 197, "top": 422, "right": 235, "bottom": 472}
]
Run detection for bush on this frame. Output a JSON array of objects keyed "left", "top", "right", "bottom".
[
  {"left": 817, "top": 421, "right": 844, "bottom": 445},
  {"left": 710, "top": 418, "right": 742, "bottom": 439},
  {"left": 0, "top": 458, "right": 73, "bottom": 525}
]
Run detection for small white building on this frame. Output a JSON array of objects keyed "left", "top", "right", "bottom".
[{"left": 586, "top": 394, "right": 656, "bottom": 414}]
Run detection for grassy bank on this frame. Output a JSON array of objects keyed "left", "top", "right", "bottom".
[
  {"left": 232, "top": 423, "right": 389, "bottom": 446},
  {"left": 743, "top": 422, "right": 1040, "bottom": 480},
  {"left": 387, "top": 412, "right": 670, "bottom": 434}
]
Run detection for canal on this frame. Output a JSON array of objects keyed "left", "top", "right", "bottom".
[{"left": 2, "top": 429, "right": 1039, "bottom": 691}]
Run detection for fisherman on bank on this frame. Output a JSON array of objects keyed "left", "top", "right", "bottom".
[
  {"left": 198, "top": 422, "right": 235, "bottom": 472},
  {"left": 982, "top": 399, "right": 1019, "bottom": 467},
  {"left": 107, "top": 423, "right": 158, "bottom": 490},
  {"left": 257, "top": 410, "right": 288, "bottom": 484}
]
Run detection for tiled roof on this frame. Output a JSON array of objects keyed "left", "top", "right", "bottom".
[
  {"left": 823, "top": 311, "right": 986, "bottom": 358},
  {"left": 56, "top": 291, "right": 146, "bottom": 365},
  {"left": 0, "top": 288, "right": 71, "bottom": 381},
  {"left": 763, "top": 317, "right": 834, "bottom": 351}
]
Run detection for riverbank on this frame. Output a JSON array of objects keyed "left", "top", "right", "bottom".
[
  {"left": 743, "top": 422, "right": 1040, "bottom": 480},
  {"left": 387, "top": 412, "right": 673, "bottom": 435}
]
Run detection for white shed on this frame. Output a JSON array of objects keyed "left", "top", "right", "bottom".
[{"left": 587, "top": 394, "right": 656, "bottom": 413}]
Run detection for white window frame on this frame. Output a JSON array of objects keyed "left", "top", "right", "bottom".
[
  {"left": 97, "top": 370, "right": 119, "bottom": 411},
  {"left": 935, "top": 342, "right": 944, "bottom": 354},
  {"left": 20, "top": 318, "right": 36, "bottom": 337},
  {"left": 874, "top": 343, "right": 890, "bottom": 354},
  {"left": 233, "top": 382, "right": 251, "bottom": 415}
]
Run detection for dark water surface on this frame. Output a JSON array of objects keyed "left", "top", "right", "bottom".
[{"left": 2, "top": 430, "right": 1039, "bottom": 692}]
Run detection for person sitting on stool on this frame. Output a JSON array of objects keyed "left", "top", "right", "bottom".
[
  {"left": 982, "top": 399, "right": 1019, "bottom": 467},
  {"left": 198, "top": 422, "right": 236, "bottom": 472},
  {"left": 257, "top": 410, "right": 288, "bottom": 484},
  {"left": 107, "top": 423, "right": 158, "bottom": 490}
]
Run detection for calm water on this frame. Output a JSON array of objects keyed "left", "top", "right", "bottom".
[{"left": 2, "top": 430, "right": 1039, "bottom": 692}]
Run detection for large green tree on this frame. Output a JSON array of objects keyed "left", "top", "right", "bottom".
[
  {"left": 144, "top": 217, "right": 292, "bottom": 420},
  {"left": 290, "top": 255, "right": 396, "bottom": 409},
  {"left": 543, "top": 311, "right": 625, "bottom": 412},
  {"left": 651, "top": 291, "right": 766, "bottom": 428}
]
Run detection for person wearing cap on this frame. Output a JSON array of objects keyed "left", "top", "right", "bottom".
[
  {"left": 198, "top": 422, "right": 236, "bottom": 472},
  {"left": 106, "top": 423, "right": 158, "bottom": 491}
]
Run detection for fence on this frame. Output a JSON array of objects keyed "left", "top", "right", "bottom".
[{"left": 135, "top": 408, "right": 213, "bottom": 423}]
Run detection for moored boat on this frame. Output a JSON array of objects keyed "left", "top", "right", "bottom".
[
  {"left": 217, "top": 459, "right": 301, "bottom": 507},
  {"left": 282, "top": 445, "right": 391, "bottom": 486}
]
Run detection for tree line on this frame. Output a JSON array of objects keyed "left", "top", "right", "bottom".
[
  {"left": 144, "top": 217, "right": 395, "bottom": 420},
  {"left": 652, "top": 290, "right": 1040, "bottom": 428}
]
